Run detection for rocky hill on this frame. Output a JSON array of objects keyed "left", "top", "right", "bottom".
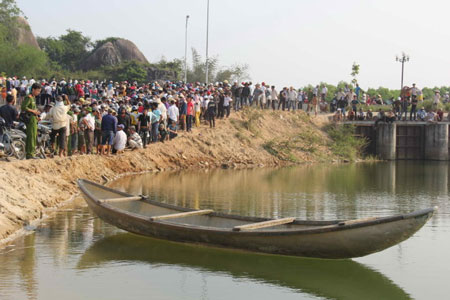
[
  {"left": 81, "top": 38, "right": 149, "bottom": 70},
  {"left": 15, "top": 17, "right": 40, "bottom": 50}
]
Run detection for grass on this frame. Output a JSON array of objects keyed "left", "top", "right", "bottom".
[
  {"left": 262, "top": 129, "right": 327, "bottom": 162},
  {"left": 324, "top": 123, "right": 368, "bottom": 161}
]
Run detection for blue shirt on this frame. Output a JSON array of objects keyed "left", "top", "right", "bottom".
[
  {"left": 151, "top": 109, "right": 161, "bottom": 124},
  {"left": 101, "top": 114, "right": 117, "bottom": 133},
  {"left": 179, "top": 101, "right": 187, "bottom": 115}
]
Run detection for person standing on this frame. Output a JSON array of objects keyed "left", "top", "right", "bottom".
[
  {"left": 223, "top": 92, "right": 232, "bottom": 117},
  {"left": 241, "top": 83, "right": 250, "bottom": 107},
  {"left": 186, "top": 96, "right": 194, "bottom": 132},
  {"left": 321, "top": 85, "right": 328, "bottom": 102},
  {"left": 82, "top": 108, "right": 95, "bottom": 154},
  {"left": 288, "top": 87, "right": 298, "bottom": 111},
  {"left": 179, "top": 95, "right": 187, "bottom": 131},
  {"left": 21, "top": 83, "right": 41, "bottom": 159},
  {"left": 433, "top": 90, "right": 441, "bottom": 109},
  {"left": 168, "top": 100, "right": 179, "bottom": 125},
  {"left": 150, "top": 102, "right": 161, "bottom": 142},
  {"left": 270, "top": 86, "right": 278, "bottom": 111},
  {"left": 45, "top": 96, "right": 69, "bottom": 157},
  {"left": 410, "top": 93, "right": 418, "bottom": 121},
  {"left": 194, "top": 95, "right": 201, "bottom": 127},
  {"left": 138, "top": 107, "right": 150, "bottom": 148},
  {"left": 206, "top": 96, "right": 216, "bottom": 128},
  {"left": 100, "top": 108, "right": 117, "bottom": 155}
]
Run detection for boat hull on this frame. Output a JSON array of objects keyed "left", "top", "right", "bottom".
[{"left": 78, "top": 179, "right": 434, "bottom": 259}]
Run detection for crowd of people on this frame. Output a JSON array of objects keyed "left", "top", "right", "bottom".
[
  {"left": 0, "top": 77, "right": 250, "bottom": 159},
  {"left": 0, "top": 76, "right": 449, "bottom": 160}
]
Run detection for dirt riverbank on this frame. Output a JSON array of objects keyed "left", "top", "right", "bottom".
[{"left": 0, "top": 109, "right": 336, "bottom": 244}]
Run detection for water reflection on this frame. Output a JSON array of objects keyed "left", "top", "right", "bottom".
[
  {"left": 0, "top": 162, "right": 448, "bottom": 300},
  {"left": 78, "top": 233, "right": 411, "bottom": 300},
  {"left": 112, "top": 161, "right": 447, "bottom": 221}
]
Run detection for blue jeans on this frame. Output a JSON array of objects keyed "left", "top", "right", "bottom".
[{"left": 101, "top": 130, "right": 114, "bottom": 145}]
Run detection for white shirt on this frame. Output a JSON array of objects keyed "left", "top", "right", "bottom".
[
  {"left": 270, "top": 89, "right": 278, "bottom": 100},
  {"left": 158, "top": 102, "right": 167, "bottom": 120},
  {"left": 321, "top": 87, "right": 328, "bottom": 94},
  {"left": 83, "top": 113, "right": 95, "bottom": 131},
  {"left": 46, "top": 101, "right": 69, "bottom": 130},
  {"left": 168, "top": 104, "right": 179, "bottom": 122},
  {"left": 288, "top": 90, "right": 298, "bottom": 101},
  {"left": 433, "top": 93, "right": 441, "bottom": 104},
  {"left": 45, "top": 85, "right": 52, "bottom": 95},
  {"left": 113, "top": 130, "right": 127, "bottom": 150},
  {"left": 224, "top": 96, "right": 232, "bottom": 107}
]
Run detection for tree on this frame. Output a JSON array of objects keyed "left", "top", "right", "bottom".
[
  {"left": 38, "top": 29, "right": 92, "bottom": 71},
  {"left": 351, "top": 62, "right": 360, "bottom": 85},
  {"left": 186, "top": 48, "right": 218, "bottom": 83},
  {"left": 111, "top": 61, "right": 148, "bottom": 83},
  {"left": 215, "top": 63, "right": 251, "bottom": 83},
  {"left": 0, "top": 43, "right": 49, "bottom": 77},
  {"left": 152, "top": 57, "right": 183, "bottom": 80},
  {"left": 0, "top": 0, "right": 23, "bottom": 44}
]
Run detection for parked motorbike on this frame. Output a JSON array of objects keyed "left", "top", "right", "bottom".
[
  {"left": 0, "top": 117, "right": 26, "bottom": 160},
  {"left": 36, "top": 122, "right": 52, "bottom": 159}
]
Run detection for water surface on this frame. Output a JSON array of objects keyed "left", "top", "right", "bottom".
[{"left": 0, "top": 162, "right": 448, "bottom": 300}]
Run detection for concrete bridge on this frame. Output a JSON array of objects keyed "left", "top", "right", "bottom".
[{"left": 346, "top": 121, "right": 450, "bottom": 161}]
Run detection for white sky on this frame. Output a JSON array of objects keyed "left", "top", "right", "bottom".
[{"left": 17, "top": 0, "right": 450, "bottom": 89}]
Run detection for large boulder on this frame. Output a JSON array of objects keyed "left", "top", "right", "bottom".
[
  {"left": 82, "top": 38, "right": 149, "bottom": 70},
  {"left": 15, "top": 17, "right": 40, "bottom": 50}
]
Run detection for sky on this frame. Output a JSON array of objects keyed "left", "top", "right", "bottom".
[{"left": 16, "top": 0, "right": 450, "bottom": 89}]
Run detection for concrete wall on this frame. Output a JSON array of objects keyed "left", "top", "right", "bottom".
[
  {"left": 351, "top": 121, "right": 450, "bottom": 161},
  {"left": 376, "top": 123, "right": 396, "bottom": 160},
  {"left": 424, "top": 124, "right": 449, "bottom": 161}
]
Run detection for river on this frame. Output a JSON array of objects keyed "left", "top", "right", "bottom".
[{"left": 0, "top": 162, "right": 448, "bottom": 300}]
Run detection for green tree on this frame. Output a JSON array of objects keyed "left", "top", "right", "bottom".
[
  {"left": 351, "top": 62, "right": 360, "bottom": 85},
  {"left": 110, "top": 61, "right": 148, "bottom": 83},
  {"left": 215, "top": 63, "right": 251, "bottom": 83},
  {"left": 186, "top": 48, "right": 218, "bottom": 83},
  {"left": 0, "top": 43, "right": 49, "bottom": 77},
  {"left": 38, "top": 29, "right": 92, "bottom": 71},
  {"left": 0, "top": 0, "right": 23, "bottom": 43}
]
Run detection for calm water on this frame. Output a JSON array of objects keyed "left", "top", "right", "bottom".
[{"left": 0, "top": 162, "right": 449, "bottom": 300}]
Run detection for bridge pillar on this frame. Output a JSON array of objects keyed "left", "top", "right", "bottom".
[
  {"left": 424, "top": 123, "right": 448, "bottom": 161},
  {"left": 376, "top": 123, "right": 396, "bottom": 160}
]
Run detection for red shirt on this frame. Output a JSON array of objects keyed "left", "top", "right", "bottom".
[{"left": 187, "top": 101, "right": 194, "bottom": 116}]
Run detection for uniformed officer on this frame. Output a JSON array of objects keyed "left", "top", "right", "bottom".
[{"left": 21, "top": 83, "right": 41, "bottom": 159}]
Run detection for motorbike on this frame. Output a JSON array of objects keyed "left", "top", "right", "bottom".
[
  {"left": 36, "top": 122, "right": 52, "bottom": 159},
  {"left": 0, "top": 117, "right": 26, "bottom": 160}
]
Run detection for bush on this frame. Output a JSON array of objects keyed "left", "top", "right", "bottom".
[{"left": 324, "top": 124, "right": 367, "bottom": 161}]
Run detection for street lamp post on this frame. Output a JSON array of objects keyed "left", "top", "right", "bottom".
[
  {"left": 205, "top": 0, "right": 210, "bottom": 85},
  {"left": 396, "top": 52, "right": 410, "bottom": 91},
  {"left": 184, "top": 15, "right": 190, "bottom": 83}
]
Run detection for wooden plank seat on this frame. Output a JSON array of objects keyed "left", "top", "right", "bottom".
[
  {"left": 150, "top": 209, "right": 214, "bottom": 221},
  {"left": 233, "top": 217, "right": 296, "bottom": 231},
  {"left": 101, "top": 196, "right": 143, "bottom": 203}
]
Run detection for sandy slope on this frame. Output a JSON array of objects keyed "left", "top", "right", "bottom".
[{"left": 0, "top": 109, "right": 334, "bottom": 243}]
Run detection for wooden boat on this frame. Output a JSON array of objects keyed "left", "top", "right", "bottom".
[{"left": 78, "top": 179, "right": 436, "bottom": 259}]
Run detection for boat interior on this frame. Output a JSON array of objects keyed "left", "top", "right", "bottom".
[{"left": 82, "top": 180, "right": 345, "bottom": 232}]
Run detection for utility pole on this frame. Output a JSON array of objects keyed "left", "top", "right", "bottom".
[
  {"left": 396, "top": 52, "right": 410, "bottom": 91},
  {"left": 184, "top": 15, "right": 190, "bottom": 83},
  {"left": 205, "top": 0, "right": 210, "bottom": 85}
]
